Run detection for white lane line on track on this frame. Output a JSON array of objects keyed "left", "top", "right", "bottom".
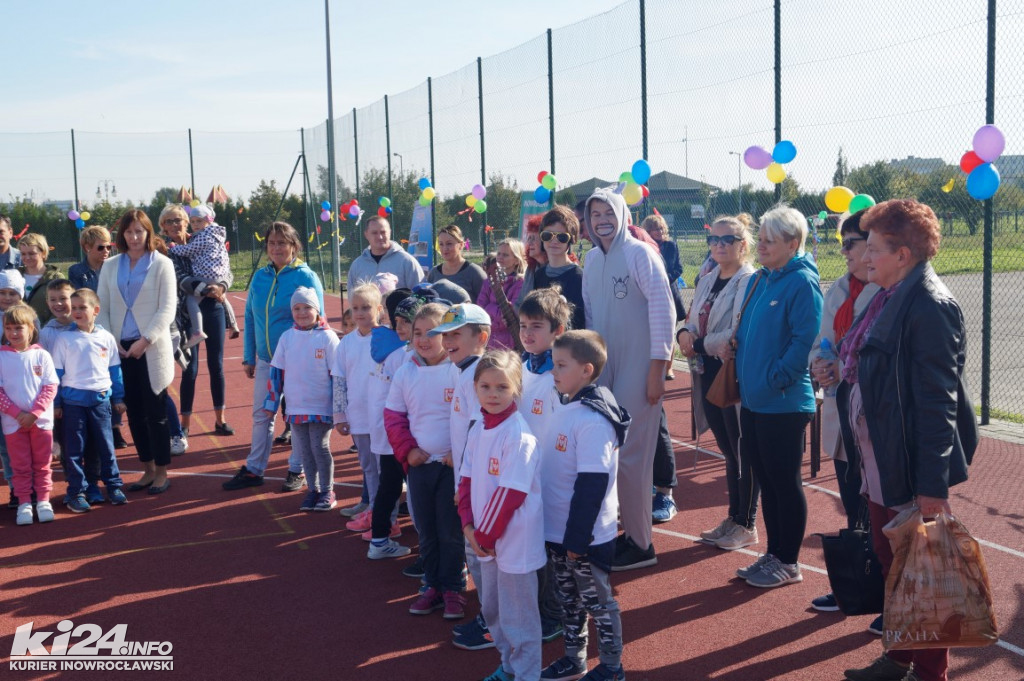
[{"left": 121, "top": 469, "right": 362, "bottom": 489}]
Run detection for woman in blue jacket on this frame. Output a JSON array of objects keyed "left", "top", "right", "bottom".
[
  {"left": 223, "top": 221, "right": 324, "bottom": 492},
  {"left": 733, "top": 205, "right": 822, "bottom": 589}
]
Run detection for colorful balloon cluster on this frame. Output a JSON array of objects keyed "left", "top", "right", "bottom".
[
  {"left": 377, "top": 196, "right": 393, "bottom": 218},
  {"left": 824, "top": 186, "right": 875, "bottom": 215},
  {"left": 337, "top": 199, "right": 361, "bottom": 221},
  {"left": 67, "top": 209, "right": 91, "bottom": 230},
  {"left": 534, "top": 171, "right": 557, "bottom": 203},
  {"left": 961, "top": 124, "right": 1005, "bottom": 201},
  {"left": 320, "top": 201, "right": 332, "bottom": 222},
  {"left": 418, "top": 178, "right": 435, "bottom": 207},
  {"left": 465, "top": 184, "right": 488, "bottom": 214},
  {"left": 614, "top": 159, "right": 652, "bottom": 206},
  {"left": 743, "top": 141, "right": 797, "bottom": 184}
]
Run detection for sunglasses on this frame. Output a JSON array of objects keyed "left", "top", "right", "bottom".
[
  {"left": 841, "top": 237, "right": 865, "bottom": 251},
  {"left": 706, "top": 234, "right": 740, "bottom": 246},
  {"left": 541, "top": 231, "right": 571, "bottom": 244},
  {"left": 94, "top": 244, "right": 113, "bottom": 251},
  {"left": 163, "top": 218, "right": 185, "bottom": 225}
]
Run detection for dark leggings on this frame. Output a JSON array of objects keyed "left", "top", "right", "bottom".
[
  {"left": 179, "top": 297, "right": 226, "bottom": 413},
  {"left": 739, "top": 407, "right": 811, "bottom": 565},
  {"left": 120, "top": 342, "right": 171, "bottom": 467},
  {"left": 702, "top": 358, "right": 758, "bottom": 527},
  {"left": 371, "top": 455, "right": 404, "bottom": 539},
  {"left": 652, "top": 408, "right": 676, "bottom": 489}
]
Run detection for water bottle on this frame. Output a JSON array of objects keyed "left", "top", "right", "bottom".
[{"left": 818, "top": 338, "right": 838, "bottom": 397}]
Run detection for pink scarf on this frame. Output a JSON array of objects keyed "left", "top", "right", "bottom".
[{"left": 840, "top": 283, "right": 901, "bottom": 385}]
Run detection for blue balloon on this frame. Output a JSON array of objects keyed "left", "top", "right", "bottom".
[
  {"left": 75, "top": 218, "right": 85, "bottom": 229},
  {"left": 631, "top": 159, "right": 651, "bottom": 185},
  {"left": 320, "top": 200, "right": 331, "bottom": 211},
  {"left": 534, "top": 186, "right": 551, "bottom": 203},
  {"left": 772, "top": 140, "right": 797, "bottom": 164},
  {"left": 418, "top": 177, "right": 432, "bottom": 191},
  {"left": 967, "top": 163, "right": 1001, "bottom": 200}
]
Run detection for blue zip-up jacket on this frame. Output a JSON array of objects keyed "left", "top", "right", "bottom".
[
  {"left": 244, "top": 259, "right": 324, "bottom": 365},
  {"left": 735, "top": 254, "right": 822, "bottom": 414}
]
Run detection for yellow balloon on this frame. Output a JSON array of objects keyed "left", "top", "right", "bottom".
[
  {"left": 466, "top": 195, "right": 477, "bottom": 208},
  {"left": 824, "top": 186, "right": 855, "bottom": 213},
  {"left": 80, "top": 211, "right": 91, "bottom": 221},
  {"left": 766, "top": 163, "right": 786, "bottom": 184},
  {"left": 622, "top": 183, "right": 643, "bottom": 205},
  {"left": 190, "top": 199, "right": 201, "bottom": 208},
  {"left": 422, "top": 187, "right": 436, "bottom": 201}
]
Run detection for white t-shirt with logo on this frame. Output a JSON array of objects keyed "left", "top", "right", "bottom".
[
  {"left": 450, "top": 357, "right": 481, "bottom": 475},
  {"left": 271, "top": 325, "right": 340, "bottom": 418},
  {"left": 51, "top": 327, "right": 120, "bottom": 392},
  {"left": 0, "top": 346, "right": 59, "bottom": 435},
  {"left": 330, "top": 329, "right": 376, "bottom": 433},
  {"left": 385, "top": 358, "right": 454, "bottom": 462},
  {"left": 461, "top": 411, "right": 546, "bottom": 575},
  {"left": 519, "top": 364, "right": 557, "bottom": 448},
  {"left": 540, "top": 399, "right": 620, "bottom": 547},
  {"left": 368, "top": 346, "right": 410, "bottom": 455}
]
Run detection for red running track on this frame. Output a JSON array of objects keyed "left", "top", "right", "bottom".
[{"left": 0, "top": 292, "right": 1021, "bottom": 680}]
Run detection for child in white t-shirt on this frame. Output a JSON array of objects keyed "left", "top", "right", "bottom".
[
  {"left": 541, "top": 330, "right": 631, "bottom": 681},
  {"left": 458, "top": 350, "right": 545, "bottom": 681},
  {"left": 333, "top": 283, "right": 384, "bottom": 532},
  {"left": 0, "top": 304, "right": 59, "bottom": 525},
  {"left": 0, "top": 269, "right": 25, "bottom": 507},
  {"left": 264, "top": 287, "right": 340, "bottom": 512},
  {"left": 384, "top": 302, "right": 464, "bottom": 618}
]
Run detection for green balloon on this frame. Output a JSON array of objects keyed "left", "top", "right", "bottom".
[
  {"left": 418, "top": 195, "right": 431, "bottom": 207},
  {"left": 818, "top": 211, "right": 827, "bottom": 219},
  {"left": 474, "top": 199, "right": 488, "bottom": 213},
  {"left": 619, "top": 171, "right": 634, "bottom": 184},
  {"left": 848, "top": 194, "right": 876, "bottom": 214},
  {"left": 380, "top": 197, "right": 391, "bottom": 208},
  {"left": 541, "top": 174, "right": 557, "bottom": 190}
]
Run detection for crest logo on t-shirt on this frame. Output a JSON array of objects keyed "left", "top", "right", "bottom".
[
  {"left": 488, "top": 457, "right": 500, "bottom": 475},
  {"left": 33, "top": 364, "right": 42, "bottom": 377},
  {"left": 454, "top": 396, "right": 461, "bottom": 413},
  {"left": 555, "top": 433, "right": 568, "bottom": 452},
  {"left": 315, "top": 348, "right": 325, "bottom": 359},
  {"left": 98, "top": 347, "right": 107, "bottom": 359},
  {"left": 444, "top": 388, "right": 453, "bottom": 403},
  {"left": 531, "top": 398, "right": 543, "bottom": 415}
]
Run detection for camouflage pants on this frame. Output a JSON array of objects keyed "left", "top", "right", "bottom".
[{"left": 548, "top": 548, "right": 623, "bottom": 668}]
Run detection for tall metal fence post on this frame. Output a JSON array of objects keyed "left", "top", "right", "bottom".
[
  {"left": 385, "top": 95, "right": 393, "bottom": 200},
  {"left": 547, "top": 28, "right": 555, "bottom": 185},
  {"left": 324, "top": 0, "right": 341, "bottom": 293},
  {"left": 188, "top": 128, "right": 196, "bottom": 199},
  {"left": 639, "top": 0, "right": 648, "bottom": 218},
  {"left": 981, "top": 0, "right": 996, "bottom": 425},
  {"left": 773, "top": 0, "right": 782, "bottom": 205},
  {"left": 478, "top": 57, "right": 488, "bottom": 253},
  {"left": 70, "top": 129, "right": 80, "bottom": 212},
  {"left": 428, "top": 77, "right": 436, "bottom": 255}
]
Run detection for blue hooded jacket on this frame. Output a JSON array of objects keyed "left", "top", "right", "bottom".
[
  {"left": 244, "top": 259, "right": 324, "bottom": 365},
  {"left": 735, "top": 254, "right": 822, "bottom": 414}
]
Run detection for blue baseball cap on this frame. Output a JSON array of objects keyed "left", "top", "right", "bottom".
[{"left": 428, "top": 303, "right": 491, "bottom": 335}]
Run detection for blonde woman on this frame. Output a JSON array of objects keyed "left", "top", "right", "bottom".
[
  {"left": 18, "top": 233, "right": 64, "bottom": 325},
  {"left": 428, "top": 224, "right": 486, "bottom": 303},
  {"left": 677, "top": 214, "right": 759, "bottom": 551},
  {"left": 476, "top": 237, "right": 525, "bottom": 350}
]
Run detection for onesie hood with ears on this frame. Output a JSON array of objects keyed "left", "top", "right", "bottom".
[{"left": 584, "top": 188, "right": 631, "bottom": 254}]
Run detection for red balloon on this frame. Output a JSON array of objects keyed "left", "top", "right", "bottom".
[
  {"left": 641, "top": 185, "right": 650, "bottom": 198},
  {"left": 537, "top": 170, "right": 548, "bottom": 184},
  {"left": 960, "top": 151, "right": 984, "bottom": 174},
  {"left": 377, "top": 206, "right": 388, "bottom": 218}
]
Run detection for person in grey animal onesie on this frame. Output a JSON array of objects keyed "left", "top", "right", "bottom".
[{"left": 582, "top": 188, "right": 676, "bottom": 571}]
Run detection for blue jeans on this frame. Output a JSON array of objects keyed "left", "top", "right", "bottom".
[
  {"left": 165, "top": 394, "right": 184, "bottom": 439},
  {"left": 62, "top": 400, "right": 123, "bottom": 496},
  {"left": 180, "top": 297, "right": 226, "bottom": 413}
]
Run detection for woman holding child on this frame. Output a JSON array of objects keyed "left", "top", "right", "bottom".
[{"left": 98, "top": 210, "right": 178, "bottom": 493}]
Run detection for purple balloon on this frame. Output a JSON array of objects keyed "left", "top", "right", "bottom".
[
  {"left": 68, "top": 210, "right": 80, "bottom": 221},
  {"left": 320, "top": 210, "right": 331, "bottom": 222},
  {"left": 743, "top": 146, "right": 773, "bottom": 170},
  {"left": 472, "top": 184, "right": 487, "bottom": 200},
  {"left": 973, "top": 125, "right": 1005, "bottom": 163}
]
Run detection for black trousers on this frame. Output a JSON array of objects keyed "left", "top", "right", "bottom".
[{"left": 120, "top": 342, "right": 171, "bottom": 467}]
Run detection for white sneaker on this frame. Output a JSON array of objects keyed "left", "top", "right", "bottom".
[
  {"left": 36, "top": 500, "right": 55, "bottom": 523},
  {"left": 367, "top": 539, "right": 412, "bottom": 560},
  {"left": 183, "top": 333, "right": 207, "bottom": 350},
  {"left": 170, "top": 434, "right": 188, "bottom": 456},
  {"left": 16, "top": 502, "right": 33, "bottom": 525},
  {"left": 700, "top": 517, "right": 736, "bottom": 542},
  {"left": 715, "top": 523, "right": 758, "bottom": 550}
]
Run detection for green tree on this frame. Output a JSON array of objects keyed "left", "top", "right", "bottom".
[
  {"left": 248, "top": 180, "right": 290, "bottom": 239},
  {"left": 833, "top": 147, "right": 849, "bottom": 187}
]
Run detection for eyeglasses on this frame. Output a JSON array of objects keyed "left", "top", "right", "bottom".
[
  {"left": 163, "top": 218, "right": 185, "bottom": 225},
  {"left": 706, "top": 234, "right": 740, "bottom": 247},
  {"left": 841, "top": 237, "right": 865, "bottom": 251},
  {"left": 94, "top": 244, "right": 113, "bottom": 251},
  {"left": 541, "top": 231, "right": 571, "bottom": 244}
]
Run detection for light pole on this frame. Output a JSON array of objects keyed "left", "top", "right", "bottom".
[
  {"left": 96, "top": 180, "right": 117, "bottom": 203},
  {"left": 393, "top": 152, "right": 403, "bottom": 180},
  {"left": 681, "top": 126, "right": 688, "bottom": 178},
  {"left": 728, "top": 151, "right": 742, "bottom": 212}
]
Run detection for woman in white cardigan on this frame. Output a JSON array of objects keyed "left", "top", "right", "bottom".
[
  {"left": 676, "top": 214, "right": 758, "bottom": 552},
  {"left": 98, "top": 210, "right": 177, "bottom": 494}
]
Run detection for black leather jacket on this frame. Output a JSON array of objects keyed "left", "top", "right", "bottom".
[{"left": 837, "top": 261, "right": 978, "bottom": 508}]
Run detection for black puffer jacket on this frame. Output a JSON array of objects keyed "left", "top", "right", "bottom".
[{"left": 837, "top": 261, "right": 978, "bottom": 508}]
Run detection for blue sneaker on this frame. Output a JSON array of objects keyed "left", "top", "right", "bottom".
[
  {"left": 651, "top": 492, "right": 677, "bottom": 523},
  {"left": 108, "top": 487, "right": 128, "bottom": 506},
  {"left": 65, "top": 494, "right": 92, "bottom": 513},
  {"left": 580, "top": 663, "right": 626, "bottom": 681},
  {"left": 85, "top": 485, "right": 105, "bottom": 505},
  {"left": 541, "top": 655, "right": 587, "bottom": 680},
  {"left": 481, "top": 665, "right": 514, "bottom": 681}
]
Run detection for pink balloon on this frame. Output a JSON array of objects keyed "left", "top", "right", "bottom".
[
  {"left": 973, "top": 125, "right": 1005, "bottom": 162},
  {"left": 743, "top": 146, "right": 773, "bottom": 170}
]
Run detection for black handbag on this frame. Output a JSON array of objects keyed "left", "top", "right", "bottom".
[{"left": 817, "top": 527, "right": 885, "bottom": 616}]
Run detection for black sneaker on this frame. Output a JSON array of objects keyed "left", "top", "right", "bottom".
[
  {"left": 402, "top": 555, "right": 425, "bottom": 579},
  {"left": 8, "top": 493, "right": 19, "bottom": 509},
  {"left": 223, "top": 466, "right": 264, "bottom": 490},
  {"left": 610, "top": 536, "right": 657, "bottom": 572},
  {"left": 274, "top": 429, "right": 292, "bottom": 445},
  {"left": 112, "top": 427, "right": 129, "bottom": 450},
  {"left": 451, "top": 615, "right": 495, "bottom": 651},
  {"left": 812, "top": 593, "right": 840, "bottom": 612},
  {"left": 540, "top": 655, "right": 587, "bottom": 680},
  {"left": 843, "top": 654, "right": 910, "bottom": 681},
  {"left": 868, "top": 614, "right": 884, "bottom": 636},
  {"left": 281, "top": 471, "right": 305, "bottom": 492},
  {"left": 214, "top": 422, "right": 235, "bottom": 436},
  {"left": 541, "top": 618, "right": 564, "bottom": 643}
]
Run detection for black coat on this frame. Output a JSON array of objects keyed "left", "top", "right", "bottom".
[{"left": 837, "top": 261, "right": 978, "bottom": 508}]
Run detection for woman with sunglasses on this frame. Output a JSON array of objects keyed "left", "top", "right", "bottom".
[
  {"left": 68, "top": 226, "right": 114, "bottom": 292},
  {"left": 427, "top": 224, "right": 486, "bottom": 304},
  {"left": 806, "top": 209, "right": 880, "bottom": 619},
  {"left": 676, "top": 214, "right": 759, "bottom": 552},
  {"left": 533, "top": 205, "right": 585, "bottom": 330}
]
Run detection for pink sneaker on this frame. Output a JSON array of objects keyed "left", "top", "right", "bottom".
[
  {"left": 443, "top": 590, "right": 466, "bottom": 620},
  {"left": 361, "top": 522, "right": 401, "bottom": 541},
  {"left": 345, "top": 508, "right": 373, "bottom": 531},
  {"left": 409, "top": 587, "right": 444, "bottom": 615}
]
